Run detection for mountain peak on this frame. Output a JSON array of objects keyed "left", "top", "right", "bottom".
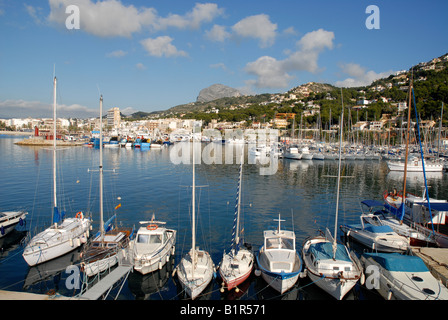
[{"left": 196, "top": 84, "right": 241, "bottom": 103}]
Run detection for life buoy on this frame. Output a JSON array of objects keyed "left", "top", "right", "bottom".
[
  {"left": 147, "top": 224, "right": 158, "bottom": 230},
  {"left": 75, "top": 212, "right": 83, "bottom": 219}
]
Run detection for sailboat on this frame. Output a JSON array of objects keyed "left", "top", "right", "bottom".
[
  {"left": 80, "top": 95, "right": 134, "bottom": 277},
  {"left": 175, "top": 132, "right": 215, "bottom": 300},
  {"left": 302, "top": 90, "right": 363, "bottom": 300},
  {"left": 219, "top": 151, "right": 254, "bottom": 292},
  {"left": 256, "top": 214, "right": 302, "bottom": 294},
  {"left": 383, "top": 76, "right": 448, "bottom": 248},
  {"left": 23, "top": 76, "right": 91, "bottom": 267}
]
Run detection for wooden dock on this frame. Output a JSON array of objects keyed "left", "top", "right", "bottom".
[
  {"left": 412, "top": 247, "right": 448, "bottom": 287},
  {"left": 79, "top": 265, "right": 132, "bottom": 300}
]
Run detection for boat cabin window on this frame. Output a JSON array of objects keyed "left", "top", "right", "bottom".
[
  {"left": 266, "top": 237, "right": 294, "bottom": 250},
  {"left": 107, "top": 243, "right": 117, "bottom": 247},
  {"left": 137, "top": 234, "right": 162, "bottom": 244},
  {"left": 149, "top": 234, "right": 162, "bottom": 244},
  {"left": 137, "top": 234, "right": 149, "bottom": 243}
]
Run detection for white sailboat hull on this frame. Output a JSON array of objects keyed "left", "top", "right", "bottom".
[
  {"left": 23, "top": 218, "right": 91, "bottom": 266},
  {"left": 302, "top": 237, "right": 362, "bottom": 300},
  {"left": 177, "top": 249, "right": 214, "bottom": 300}
]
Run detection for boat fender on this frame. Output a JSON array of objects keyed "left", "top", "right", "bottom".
[
  {"left": 360, "top": 273, "right": 365, "bottom": 286},
  {"left": 1, "top": 226, "right": 4, "bottom": 235},
  {"left": 158, "top": 261, "right": 162, "bottom": 270},
  {"left": 69, "top": 238, "right": 73, "bottom": 247},
  {"left": 19, "top": 218, "right": 24, "bottom": 226},
  {"left": 76, "top": 238, "right": 81, "bottom": 247},
  {"left": 254, "top": 269, "right": 261, "bottom": 277},
  {"left": 387, "top": 290, "right": 393, "bottom": 300},
  {"left": 166, "top": 254, "right": 169, "bottom": 262}
]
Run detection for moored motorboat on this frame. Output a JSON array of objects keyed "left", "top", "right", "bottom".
[
  {"left": 256, "top": 215, "right": 302, "bottom": 294},
  {"left": 361, "top": 252, "right": 448, "bottom": 300},
  {"left": 132, "top": 217, "right": 176, "bottom": 275},
  {"left": 0, "top": 210, "right": 27, "bottom": 238}
]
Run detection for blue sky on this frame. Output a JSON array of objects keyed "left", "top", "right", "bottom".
[{"left": 0, "top": 0, "right": 447, "bottom": 118}]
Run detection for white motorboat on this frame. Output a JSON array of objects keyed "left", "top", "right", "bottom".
[
  {"left": 387, "top": 157, "right": 443, "bottom": 172},
  {"left": 283, "top": 146, "right": 302, "bottom": 160},
  {"left": 23, "top": 76, "right": 91, "bottom": 267},
  {"left": 340, "top": 214, "right": 410, "bottom": 253},
  {"left": 0, "top": 210, "right": 27, "bottom": 238},
  {"left": 301, "top": 146, "right": 313, "bottom": 160},
  {"left": 361, "top": 252, "right": 448, "bottom": 300},
  {"left": 132, "top": 217, "right": 176, "bottom": 275},
  {"left": 256, "top": 215, "right": 302, "bottom": 294},
  {"left": 362, "top": 200, "right": 436, "bottom": 247}
]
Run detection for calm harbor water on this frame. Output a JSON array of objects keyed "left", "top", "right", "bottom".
[{"left": 1, "top": 134, "right": 448, "bottom": 300}]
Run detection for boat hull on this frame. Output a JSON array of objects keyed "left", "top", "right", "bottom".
[
  {"left": 302, "top": 237, "right": 361, "bottom": 300},
  {"left": 23, "top": 218, "right": 91, "bottom": 266},
  {"left": 219, "top": 248, "right": 254, "bottom": 291},
  {"left": 256, "top": 249, "right": 301, "bottom": 294},
  {"left": 133, "top": 229, "right": 177, "bottom": 275},
  {"left": 177, "top": 249, "right": 214, "bottom": 300},
  {"left": 340, "top": 224, "right": 409, "bottom": 253},
  {"left": 0, "top": 211, "right": 27, "bottom": 238}
]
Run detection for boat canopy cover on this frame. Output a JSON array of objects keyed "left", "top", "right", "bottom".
[
  {"left": 361, "top": 200, "right": 384, "bottom": 208},
  {"left": 363, "top": 253, "right": 428, "bottom": 272},
  {"left": 422, "top": 202, "right": 448, "bottom": 212},
  {"left": 309, "top": 242, "right": 351, "bottom": 262},
  {"left": 364, "top": 225, "right": 393, "bottom": 233}
]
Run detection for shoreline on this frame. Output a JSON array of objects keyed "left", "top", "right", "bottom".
[{"left": 0, "top": 131, "right": 33, "bottom": 136}]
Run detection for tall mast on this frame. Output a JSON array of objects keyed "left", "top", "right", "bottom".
[
  {"left": 333, "top": 88, "right": 344, "bottom": 258},
  {"left": 53, "top": 76, "right": 58, "bottom": 227},
  {"left": 191, "top": 127, "right": 196, "bottom": 273},
  {"left": 99, "top": 95, "right": 104, "bottom": 242},
  {"left": 401, "top": 74, "right": 413, "bottom": 222}
]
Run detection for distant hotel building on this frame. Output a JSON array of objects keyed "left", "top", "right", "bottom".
[{"left": 107, "top": 107, "right": 121, "bottom": 129}]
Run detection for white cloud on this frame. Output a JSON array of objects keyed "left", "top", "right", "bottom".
[
  {"left": 244, "top": 29, "right": 335, "bottom": 89},
  {"left": 46, "top": 1, "right": 223, "bottom": 37},
  {"left": 106, "top": 50, "right": 127, "bottom": 58},
  {"left": 0, "top": 99, "right": 97, "bottom": 118},
  {"left": 155, "top": 3, "right": 223, "bottom": 30},
  {"left": 245, "top": 56, "right": 293, "bottom": 88},
  {"left": 48, "top": 0, "right": 157, "bottom": 37},
  {"left": 24, "top": 4, "right": 44, "bottom": 24},
  {"left": 231, "top": 14, "right": 277, "bottom": 48},
  {"left": 335, "top": 63, "right": 396, "bottom": 87},
  {"left": 135, "top": 63, "right": 146, "bottom": 70},
  {"left": 297, "top": 28, "right": 334, "bottom": 51},
  {"left": 140, "top": 36, "right": 187, "bottom": 58},
  {"left": 205, "top": 25, "right": 230, "bottom": 42}
]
